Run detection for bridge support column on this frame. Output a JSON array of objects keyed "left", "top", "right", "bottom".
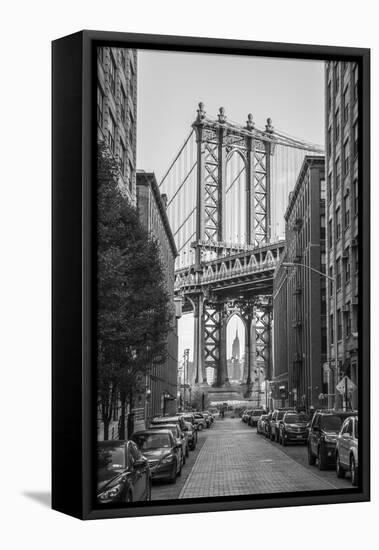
[
  {"left": 217, "top": 303, "right": 229, "bottom": 386},
  {"left": 193, "top": 294, "right": 205, "bottom": 384}
]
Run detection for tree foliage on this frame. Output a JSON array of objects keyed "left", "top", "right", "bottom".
[{"left": 97, "top": 143, "right": 172, "bottom": 437}]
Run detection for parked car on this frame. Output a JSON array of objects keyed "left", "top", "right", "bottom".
[
  {"left": 308, "top": 410, "right": 358, "bottom": 470},
  {"left": 264, "top": 412, "right": 273, "bottom": 438},
  {"left": 151, "top": 415, "right": 187, "bottom": 431},
  {"left": 270, "top": 409, "right": 293, "bottom": 442},
  {"left": 278, "top": 412, "right": 309, "bottom": 445},
  {"left": 336, "top": 416, "right": 359, "bottom": 485},
  {"left": 182, "top": 420, "right": 197, "bottom": 450},
  {"left": 132, "top": 429, "right": 183, "bottom": 483},
  {"left": 193, "top": 412, "right": 207, "bottom": 430},
  {"left": 248, "top": 409, "right": 265, "bottom": 427},
  {"left": 148, "top": 423, "right": 188, "bottom": 462},
  {"left": 202, "top": 412, "right": 212, "bottom": 428},
  {"left": 97, "top": 440, "right": 151, "bottom": 504},
  {"left": 242, "top": 409, "right": 253, "bottom": 423},
  {"left": 257, "top": 414, "right": 268, "bottom": 434}
]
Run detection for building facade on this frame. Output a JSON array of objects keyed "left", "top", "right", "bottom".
[
  {"left": 325, "top": 61, "right": 359, "bottom": 409},
  {"left": 97, "top": 47, "right": 137, "bottom": 205},
  {"left": 273, "top": 156, "right": 327, "bottom": 411},
  {"left": 136, "top": 172, "right": 180, "bottom": 420}
]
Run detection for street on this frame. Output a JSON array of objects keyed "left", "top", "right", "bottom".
[{"left": 152, "top": 416, "right": 351, "bottom": 501}]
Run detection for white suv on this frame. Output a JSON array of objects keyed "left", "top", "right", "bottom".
[{"left": 335, "top": 416, "right": 358, "bottom": 486}]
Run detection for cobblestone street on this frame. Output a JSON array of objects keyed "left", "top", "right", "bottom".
[{"left": 152, "top": 417, "right": 351, "bottom": 501}]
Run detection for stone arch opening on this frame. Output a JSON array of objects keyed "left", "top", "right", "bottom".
[
  {"left": 226, "top": 313, "right": 246, "bottom": 383},
  {"left": 225, "top": 150, "right": 247, "bottom": 245}
]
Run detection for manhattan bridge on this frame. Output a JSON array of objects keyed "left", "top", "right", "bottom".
[{"left": 159, "top": 103, "right": 323, "bottom": 400}]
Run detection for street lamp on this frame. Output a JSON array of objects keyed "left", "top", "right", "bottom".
[{"left": 282, "top": 262, "right": 339, "bottom": 410}]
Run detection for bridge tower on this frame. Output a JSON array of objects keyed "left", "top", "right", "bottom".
[{"left": 190, "top": 103, "right": 274, "bottom": 393}]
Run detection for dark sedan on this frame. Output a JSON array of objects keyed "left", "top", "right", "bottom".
[
  {"left": 132, "top": 429, "right": 182, "bottom": 483},
  {"left": 278, "top": 412, "right": 310, "bottom": 445},
  {"left": 97, "top": 440, "right": 151, "bottom": 504}
]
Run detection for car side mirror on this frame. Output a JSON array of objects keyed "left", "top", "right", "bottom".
[{"left": 134, "top": 458, "right": 146, "bottom": 469}]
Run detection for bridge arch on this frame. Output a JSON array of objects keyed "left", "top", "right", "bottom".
[{"left": 225, "top": 150, "right": 247, "bottom": 245}]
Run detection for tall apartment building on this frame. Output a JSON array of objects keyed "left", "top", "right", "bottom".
[
  {"left": 136, "top": 172, "right": 180, "bottom": 420},
  {"left": 325, "top": 61, "right": 359, "bottom": 409},
  {"left": 273, "top": 156, "right": 327, "bottom": 411},
  {"left": 97, "top": 47, "right": 137, "bottom": 204}
]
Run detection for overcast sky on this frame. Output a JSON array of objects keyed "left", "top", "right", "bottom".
[{"left": 136, "top": 49, "right": 325, "bottom": 362}]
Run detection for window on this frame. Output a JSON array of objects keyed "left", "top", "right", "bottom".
[
  {"left": 335, "top": 158, "right": 341, "bottom": 189},
  {"left": 345, "top": 250, "right": 350, "bottom": 283},
  {"left": 329, "top": 267, "right": 333, "bottom": 296},
  {"left": 330, "top": 314, "right": 334, "bottom": 344},
  {"left": 119, "top": 139, "right": 126, "bottom": 176},
  {"left": 353, "top": 64, "right": 358, "bottom": 101},
  {"left": 108, "top": 111, "right": 116, "bottom": 153},
  {"left": 343, "top": 140, "right": 349, "bottom": 176},
  {"left": 353, "top": 178, "right": 358, "bottom": 214},
  {"left": 327, "top": 127, "right": 332, "bottom": 156},
  {"left": 345, "top": 305, "right": 351, "bottom": 337},
  {"left": 335, "top": 108, "right": 340, "bottom": 141},
  {"left": 336, "top": 207, "right": 341, "bottom": 239},
  {"left": 128, "top": 161, "right": 134, "bottom": 193},
  {"left": 336, "top": 258, "right": 341, "bottom": 289},
  {"left": 337, "top": 309, "right": 342, "bottom": 340},
  {"left": 320, "top": 214, "right": 326, "bottom": 240},
  {"left": 353, "top": 121, "right": 358, "bottom": 157},
  {"left": 120, "top": 85, "right": 127, "bottom": 123},
  {"left": 320, "top": 179, "right": 326, "bottom": 201},
  {"left": 97, "top": 84, "right": 104, "bottom": 128},
  {"left": 109, "top": 51, "right": 116, "bottom": 96},
  {"left": 328, "top": 219, "right": 333, "bottom": 248},
  {"left": 343, "top": 87, "right": 349, "bottom": 125},
  {"left": 344, "top": 195, "right": 350, "bottom": 228}
]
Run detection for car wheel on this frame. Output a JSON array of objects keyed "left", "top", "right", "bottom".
[
  {"left": 308, "top": 444, "right": 316, "bottom": 465},
  {"left": 318, "top": 447, "right": 327, "bottom": 470},
  {"left": 336, "top": 453, "right": 346, "bottom": 478},
  {"left": 351, "top": 456, "right": 358, "bottom": 486}
]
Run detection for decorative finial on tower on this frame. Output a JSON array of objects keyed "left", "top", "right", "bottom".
[
  {"left": 196, "top": 102, "right": 206, "bottom": 122},
  {"left": 265, "top": 117, "right": 274, "bottom": 133},
  {"left": 218, "top": 106, "right": 227, "bottom": 123},
  {"left": 246, "top": 113, "right": 255, "bottom": 130}
]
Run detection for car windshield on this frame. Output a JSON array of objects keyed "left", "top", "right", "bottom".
[
  {"left": 321, "top": 415, "right": 344, "bottom": 431},
  {"left": 133, "top": 433, "right": 171, "bottom": 450},
  {"left": 97, "top": 445, "right": 126, "bottom": 483},
  {"left": 182, "top": 416, "right": 193, "bottom": 422},
  {"left": 252, "top": 411, "right": 262, "bottom": 416},
  {"left": 194, "top": 414, "right": 203, "bottom": 418},
  {"left": 285, "top": 414, "right": 308, "bottom": 423}
]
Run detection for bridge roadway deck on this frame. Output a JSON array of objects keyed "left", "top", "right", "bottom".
[{"left": 151, "top": 417, "right": 352, "bottom": 501}]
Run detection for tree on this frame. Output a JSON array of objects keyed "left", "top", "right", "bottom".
[{"left": 97, "top": 143, "right": 172, "bottom": 439}]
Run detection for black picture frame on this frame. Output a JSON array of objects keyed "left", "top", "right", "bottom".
[{"left": 52, "top": 30, "right": 370, "bottom": 520}]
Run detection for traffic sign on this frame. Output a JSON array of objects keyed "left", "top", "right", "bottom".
[{"left": 336, "top": 376, "right": 357, "bottom": 394}]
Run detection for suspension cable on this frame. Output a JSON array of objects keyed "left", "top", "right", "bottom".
[
  {"left": 159, "top": 129, "right": 195, "bottom": 188},
  {"left": 173, "top": 207, "right": 196, "bottom": 237}
]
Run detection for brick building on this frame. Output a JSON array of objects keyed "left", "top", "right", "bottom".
[
  {"left": 273, "top": 156, "right": 327, "bottom": 411},
  {"left": 136, "top": 172, "right": 180, "bottom": 421},
  {"left": 97, "top": 46, "right": 137, "bottom": 204},
  {"left": 325, "top": 61, "right": 359, "bottom": 409}
]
